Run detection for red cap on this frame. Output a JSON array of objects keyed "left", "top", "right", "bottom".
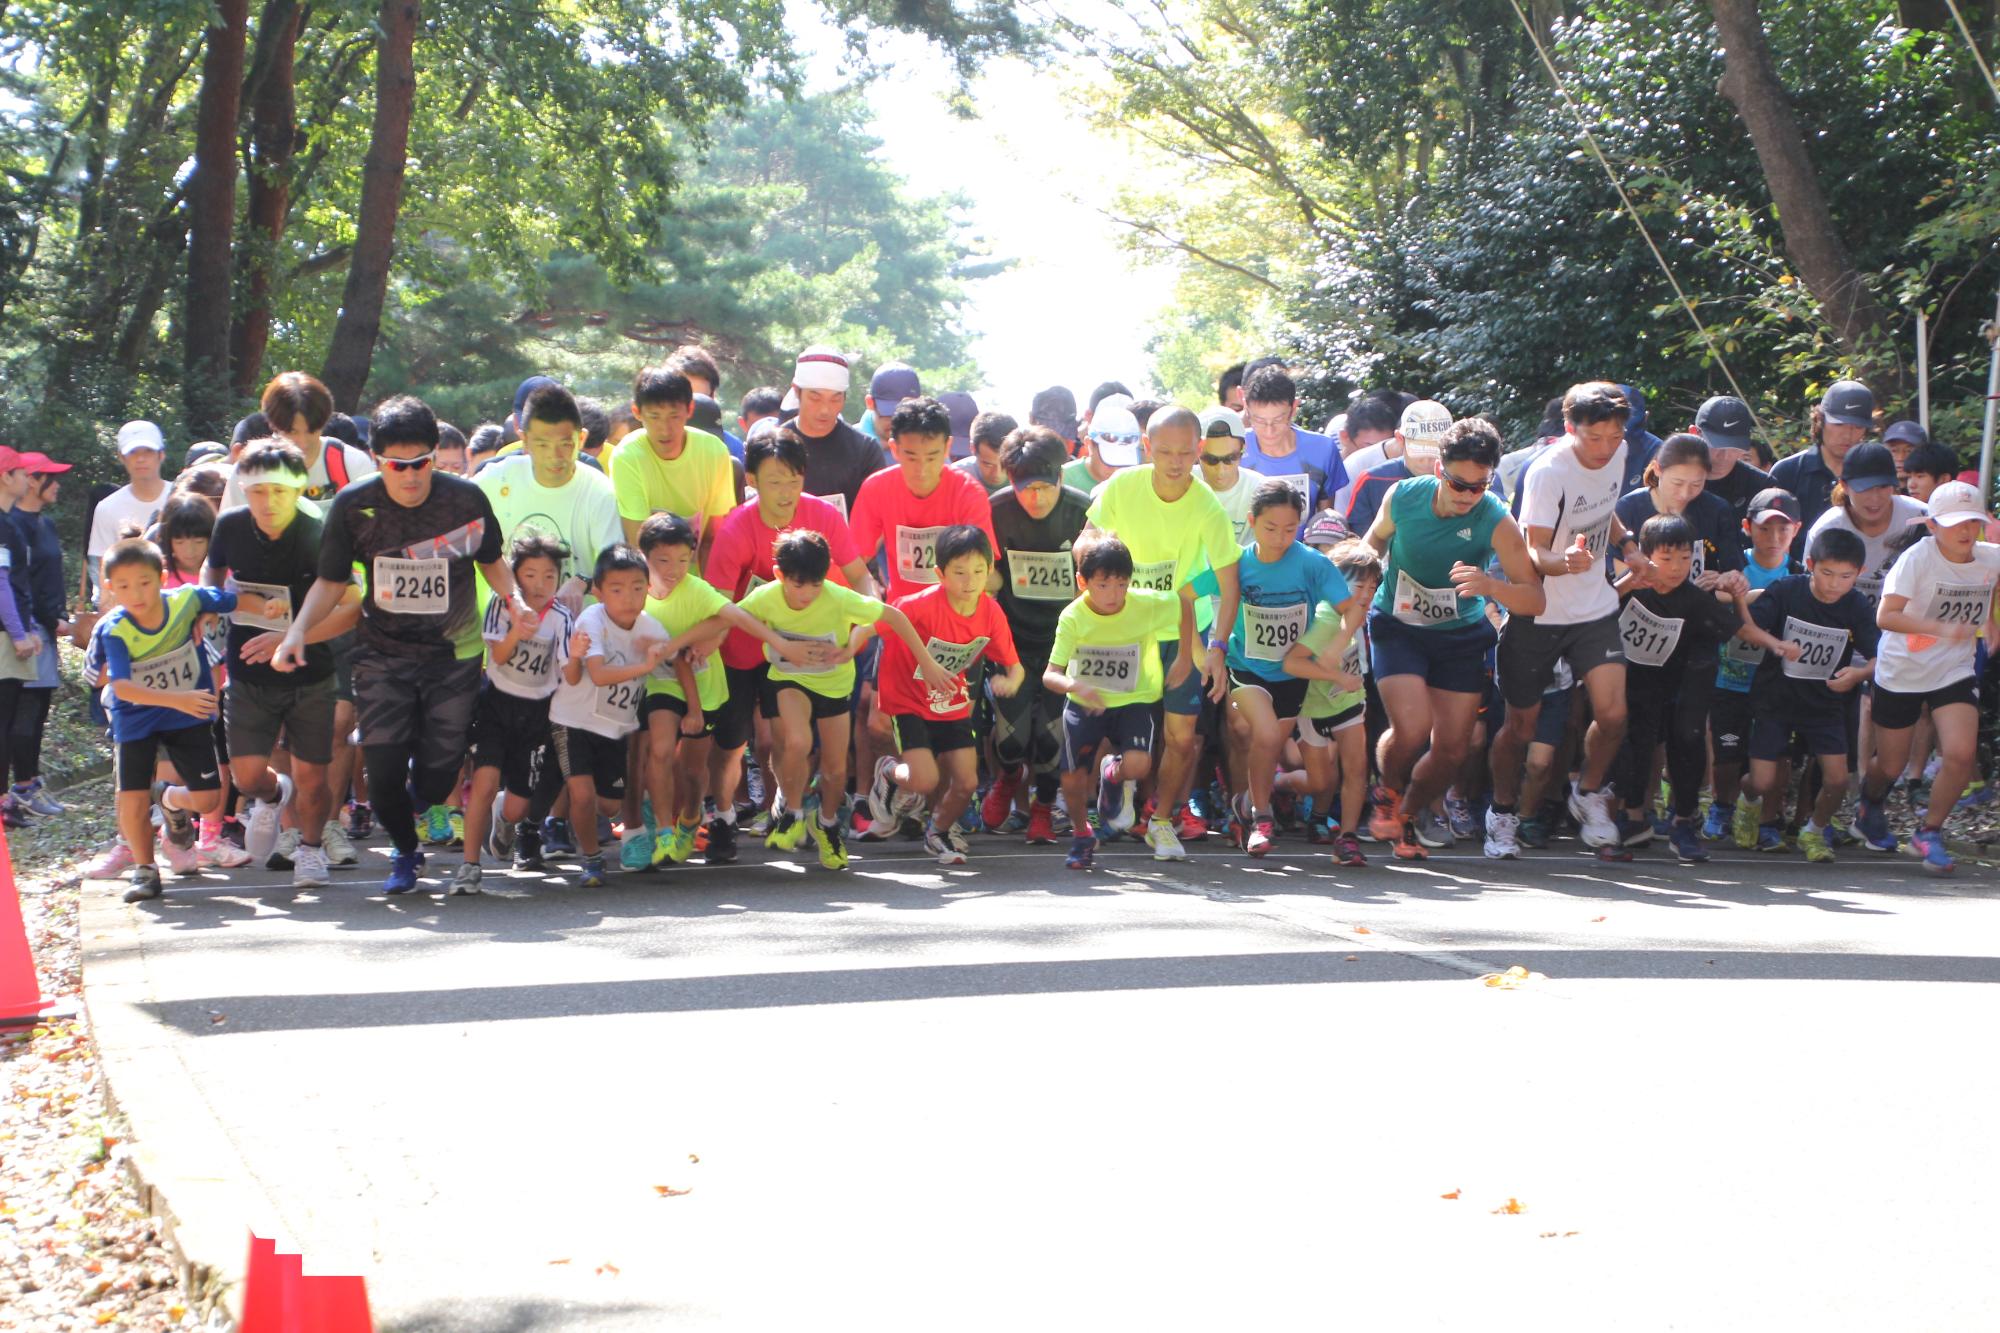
[
  {"left": 14, "top": 452, "right": 70, "bottom": 474},
  {"left": 0, "top": 446, "right": 22, "bottom": 472}
]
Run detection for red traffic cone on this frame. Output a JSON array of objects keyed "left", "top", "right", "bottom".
[
  {"left": 0, "top": 822, "right": 53, "bottom": 1029},
  {"left": 242, "top": 1234, "right": 374, "bottom": 1333}
]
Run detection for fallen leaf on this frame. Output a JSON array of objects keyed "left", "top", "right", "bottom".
[
  {"left": 596, "top": 1263, "right": 621, "bottom": 1277},
  {"left": 1440, "top": 1189, "right": 1460, "bottom": 1200},
  {"left": 1352, "top": 926, "right": 1372, "bottom": 934},
  {"left": 653, "top": 1185, "right": 693, "bottom": 1197},
  {"left": 688, "top": 1153, "right": 700, "bottom": 1164},
  {"left": 1480, "top": 966, "right": 1547, "bottom": 990},
  {"left": 1491, "top": 1198, "right": 1526, "bottom": 1215},
  {"left": 1344, "top": 955, "right": 1360, "bottom": 962},
  {"left": 547, "top": 1259, "right": 571, "bottom": 1266},
  {"left": 1590, "top": 916, "right": 1606, "bottom": 923}
]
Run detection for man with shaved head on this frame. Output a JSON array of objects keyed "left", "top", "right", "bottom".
[{"left": 1082, "top": 403, "right": 1240, "bottom": 859}]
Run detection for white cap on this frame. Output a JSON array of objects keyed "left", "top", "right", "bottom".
[
  {"left": 1926, "top": 480, "right": 1989, "bottom": 527},
  {"left": 117, "top": 420, "right": 166, "bottom": 455},
  {"left": 1088, "top": 402, "right": 1143, "bottom": 467},
  {"left": 791, "top": 345, "right": 851, "bottom": 393},
  {"left": 1398, "top": 399, "right": 1452, "bottom": 442}
]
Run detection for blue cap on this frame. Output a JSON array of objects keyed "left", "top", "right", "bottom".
[
  {"left": 868, "top": 364, "right": 922, "bottom": 418},
  {"left": 513, "top": 375, "right": 561, "bottom": 426}
]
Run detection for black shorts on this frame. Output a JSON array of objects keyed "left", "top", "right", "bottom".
[
  {"left": 330, "top": 631, "right": 356, "bottom": 705},
  {"left": 1497, "top": 612, "right": 1624, "bottom": 710},
  {"left": 550, "top": 723, "right": 629, "bottom": 799},
  {"left": 1228, "top": 667, "right": 1308, "bottom": 720},
  {"left": 760, "top": 678, "right": 851, "bottom": 722},
  {"left": 226, "top": 676, "right": 338, "bottom": 766},
  {"left": 643, "top": 690, "right": 716, "bottom": 739},
  {"left": 714, "top": 663, "right": 767, "bottom": 751},
  {"left": 353, "top": 653, "right": 481, "bottom": 767},
  {"left": 1061, "top": 701, "right": 1156, "bottom": 772},
  {"left": 1748, "top": 709, "right": 1848, "bottom": 762},
  {"left": 1297, "top": 702, "right": 1364, "bottom": 747},
  {"left": 116, "top": 724, "right": 223, "bottom": 794},
  {"left": 1872, "top": 676, "right": 1980, "bottom": 731},
  {"left": 1711, "top": 687, "right": 1753, "bottom": 767},
  {"left": 891, "top": 712, "right": 977, "bottom": 756},
  {"left": 468, "top": 683, "right": 555, "bottom": 800}
]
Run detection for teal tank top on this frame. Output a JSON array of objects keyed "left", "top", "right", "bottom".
[{"left": 1371, "top": 476, "right": 1507, "bottom": 630}]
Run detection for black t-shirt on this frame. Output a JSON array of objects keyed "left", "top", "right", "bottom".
[
  {"left": 1618, "top": 578, "right": 1743, "bottom": 677},
  {"left": 208, "top": 506, "right": 333, "bottom": 685},
  {"left": 990, "top": 484, "right": 1093, "bottom": 653},
  {"left": 318, "top": 473, "right": 504, "bottom": 663},
  {"left": 16, "top": 510, "right": 63, "bottom": 634},
  {"left": 1748, "top": 574, "right": 1879, "bottom": 717},
  {"left": 1615, "top": 488, "right": 1745, "bottom": 579},
  {"left": 793, "top": 418, "right": 890, "bottom": 515},
  {"left": 1704, "top": 461, "right": 1776, "bottom": 528}
]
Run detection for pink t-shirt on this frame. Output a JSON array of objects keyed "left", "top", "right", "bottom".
[
  {"left": 848, "top": 466, "right": 997, "bottom": 604},
  {"left": 704, "top": 494, "right": 859, "bottom": 670}
]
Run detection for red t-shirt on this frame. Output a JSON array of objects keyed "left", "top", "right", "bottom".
[
  {"left": 875, "top": 585, "right": 1018, "bottom": 721},
  {"left": 704, "top": 495, "right": 860, "bottom": 669},
  {"left": 848, "top": 466, "right": 998, "bottom": 604}
]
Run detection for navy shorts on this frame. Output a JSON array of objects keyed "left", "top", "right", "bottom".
[
  {"left": 1061, "top": 701, "right": 1156, "bottom": 772},
  {"left": 1157, "top": 638, "right": 1206, "bottom": 716},
  {"left": 1367, "top": 608, "right": 1497, "bottom": 696},
  {"left": 1748, "top": 709, "right": 1848, "bottom": 762}
]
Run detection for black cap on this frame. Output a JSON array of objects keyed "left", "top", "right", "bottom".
[
  {"left": 1883, "top": 419, "right": 1929, "bottom": 448},
  {"left": 1748, "top": 487, "right": 1801, "bottom": 524},
  {"left": 1030, "top": 386, "right": 1080, "bottom": 440},
  {"left": 1693, "top": 395, "right": 1754, "bottom": 449},
  {"left": 690, "top": 393, "right": 722, "bottom": 432},
  {"left": 1820, "top": 379, "right": 1875, "bottom": 428},
  {"left": 1839, "top": 440, "right": 1897, "bottom": 491}
]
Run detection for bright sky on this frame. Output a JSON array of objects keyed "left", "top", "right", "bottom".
[{"left": 787, "top": 5, "right": 1169, "bottom": 418}]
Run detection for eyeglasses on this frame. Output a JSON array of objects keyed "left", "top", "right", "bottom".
[
  {"left": 1244, "top": 414, "right": 1291, "bottom": 433},
  {"left": 1440, "top": 470, "right": 1491, "bottom": 495},
  {"left": 1201, "top": 452, "right": 1243, "bottom": 467},
  {"left": 380, "top": 452, "right": 436, "bottom": 473}
]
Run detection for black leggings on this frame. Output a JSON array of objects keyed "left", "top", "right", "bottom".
[
  {"left": 362, "top": 742, "right": 461, "bottom": 855},
  {"left": 7, "top": 685, "right": 46, "bottom": 786},
  {"left": 0, "top": 678, "right": 21, "bottom": 792},
  {"left": 1615, "top": 661, "right": 1714, "bottom": 820}
]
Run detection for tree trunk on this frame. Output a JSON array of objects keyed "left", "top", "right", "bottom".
[
  {"left": 1709, "top": 0, "right": 1910, "bottom": 400},
  {"left": 231, "top": 0, "right": 302, "bottom": 399},
  {"left": 321, "top": 0, "right": 419, "bottom": 411},
  {"left": 184, "top": 0, "right": 249, "bottom": 436}
]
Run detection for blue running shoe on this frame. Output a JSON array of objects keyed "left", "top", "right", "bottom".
[
  {"left": 1754, "top": 823, "right": 1787, "bottom": 853},
  {"left": 1668, "top": 819, "right": 1709, "bottom": 864},
  {"left": 422, "top": 804, "right": 454, "bottom": 845},
  {"left": 1825, "top": 822, "right": 1860, "bottom": 849},
  {"left": 576, "top": 854, "right": 609, "bottom": 888},
  {"left": 1955, "top": 782, "right": 1992, "bottom": 812},
  {"left": 1065, "top": 833, "right": 1097, "bottom": 870},
  {"left": 1701, "top": 803, "right": 1730, "bottom": 843},
  {"left": 384, "top": 849, "right": 424, "bottom": 895},
  {"left": 1911, "top": 827, "right": 1955, "bottom": 875},
  {"left": 1855, "top": 797, "right": 1897, "bottom": 853},
  {"left": 541, "top": 817, "right": 575, "bottom": 855}
]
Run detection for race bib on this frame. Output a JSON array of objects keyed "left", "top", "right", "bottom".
[
  {"left": 373, "top": 555, "right": 449, "bottom": 616},
  {"left": 1572, "top": 518, "right": 1612, "bottom": 562},
  {"left": 918, "top": 635, "right": 990, "bottom": 680},
  {"left": 492, "top": 622, "right": 559, "bottom": 694},
  {"left": 133, "top": 639, "right": 201, "bottom": 694},
  {"left": 1130, "top": 559, "right": 1177, "bottom": 593},
  {"left": 1720, "top": 634, "right": 1766, "bottom": 671},
  {"left": 1339, "top": 636, "right": 1365, "bottom": 681},
  {"left": 1857, "top": 572, "right": 1886, "bottom": 605},
  {"left": 1265, "top": 473, "right": 1312, "bottom": 507},
  {"left": 765, "top": 629, "right": 839, "bottom": 674},
  {"left": 593, "top": 676, "right": 646, "bottom": 730},
  {"left": 1245, "top": 602, "right": 1307, "bottom": 662},
  {"left": 894, "top": 524, "right": 946, "bottom": 586},
  {"left": 229, "top": 579, "right": 294, "bottom": 632},
  {"left": 1392, "top": 569, "right": 1460, "bottom": 627},
  {"left": 1008, "top": 548, "right": 1075, "bottom": 602},
  {"left": 815, "top": 493, "right": 849, "bottom": 522},
  {"left": 1929, "top": 580, "right": 1993, "bottom": 628},
  {"left": 1619, "top": 599, "right": 1684, "bottom": 668},
  {"left": 1781, "top": 616, "right": 1848, "bottom": 681},
  {"left": 1069, "top": 643, "right": 1141, "bottom": 690}
]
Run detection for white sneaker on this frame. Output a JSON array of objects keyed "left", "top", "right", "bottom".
[
  {"left": 292, "top": 842, "right": 331, "bottom": 888},
  {"left": 266, "top": 827, "right": 302, "bottom": 870},
  {"left": 198, "top": 835, "right": 254, "bottom": 869},
  {"left": 924, "top": 828, "right": 966, "bottom": 866},
  {"left": 1145, "top": 819, "right": 1188, "bottom": 862},
  {"left": 1483, "top": 809, "right": 1520, "bottom": 859},
  {"left": 159, "top": 836, "right": 199, "bottom": 876},
  {"left": 866, "top": 756, "right": 899, "bottom": 828},
  {"left": 244, "top": 774, "right": 295, "bottom": 865},
  {"left": 320, "top": 821, "right": 359, "bottom": 867},
  {"left": 1567, "top": 783, "right": 1619, "bottom": 848}
]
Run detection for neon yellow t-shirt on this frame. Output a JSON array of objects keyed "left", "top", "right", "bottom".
[
  {"left": 609, "top": 427, "right": 736, "bottom": 537},
  {"left": 737, "top": 579, "right": 886, "bottom": 699},
  {"left": 1297, "top": 599, "right": 1365, "bottom": 720},
  {"left": 643, "top": 574, "right": 731, "bottom": 708},
  {"left": 1047, "top": 588, "right": 1179, "bottom": 708},
  {"left": 1085, "top": 466, "right": 1241, "bottom": 638}
]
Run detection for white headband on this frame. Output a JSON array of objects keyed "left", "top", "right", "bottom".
[
  {"left": 792, "top": 349, "right": 851, "bottom": 393},
  {"left": 236, "top": 463, "right": 309, "bottom": 491}
]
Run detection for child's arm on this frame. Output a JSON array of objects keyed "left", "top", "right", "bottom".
[
  {"left": 1041, "top": 662, "right": 1105, "bottom": 714},
  {"left": 1877, "top": 592, "right": 1977, "bottom": 642},
  {"left": 712, "top": 603, "right": 836, "bottom": 668},
  {"left": 989, "top": 660, "right": 1026, "bottom": 698},
  {"left": 586, "top": 637, "right": 678, "bottom": 687},
  {"left": 561, "top": 627, "right": 590, "bottom": 685},
  {"left": 875, "top": 604, "right": 955, "bottom": 696},
  {"left": 672, "top": 656, "right": 703, "bottom": 732},
  {"left": 109, "top": 678, "right": 221, "bottom": 717},
  {"left": 1829, "top": 659, "right": 1874, "bottom": 693}
]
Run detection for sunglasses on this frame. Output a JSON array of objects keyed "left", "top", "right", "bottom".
[
  {"left": 380, "top": 451, "right": 436, "bottom": 473},
  {"left": 1440, "top": 470, "right": 1490, "bottom": 495},
  {"left": 1201, "top": 451, "right": 1243, "bottom": 467},
  {"left": 1094, "top": 432, "right": 1140, "bottom": 448}
]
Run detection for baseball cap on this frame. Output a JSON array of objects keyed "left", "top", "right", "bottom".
[
  {"left": 1694, "top": 395, "right": 1755, "bottom": 450},
  {"left": 690, "top": 394, "right": 722, "bottom": 433},
  {"left": 1088, "top": 402, "right": 1143, "bottom": 467},
  {"left": 1840, "top": 441, "right": 1898, "bottom": 492},
  {"left": 117, "top": 420, "right": 166, "bottom": 455},
  {"left": 1749, "top": 487, "right": 1801, "bottom": 524},
  {"left": 939, "top": 390, "right": 979, "bottom": 457},
  {"left": 512, "top": 375, "right": 560, "bottom": 426},
  {"left": 1302, "top": 509, "right": 1351, "bottom": 547},
  {"left": 1820, "top": 380, "right": 1875, "bottom": 428},
  {"left": 0, "top": 446, "right": 21, "bottom": 472},
  {"left": 184, "top": 440, "right": 228, "bottom": 468},
  {"left": 1925, "top": 480, "right": 1989, "bottom": 526},
  {"left": 1398, "top": 399, "right": 1452, "bottom": 442},
  {"left": 1030, "top": 386, "right": 1080, "bottom": 440},
  {"left": 1883, "top": 420, "right": 1929, "bottom": 448},
  {"left": 868, "top": 363, "right": 921, "bottom": 418},
  {"left": 15, "top": 452, "right": 71, "bottom": 474},
  {"left": 1198, "top": 406, "right": 1246, "bottom": 441},
  {"left": 792, "top": 345, "right": 851, "bottom": 393}
]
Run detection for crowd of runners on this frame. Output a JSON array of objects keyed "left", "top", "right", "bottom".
[{"left": 10, "top": 344, "right": 1997, "bottom": 903}]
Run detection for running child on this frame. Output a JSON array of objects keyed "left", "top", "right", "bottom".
[
  {"left": 1705, "top": 488, "right": 1801, "bottom": 841},
  {"left": 1283, "top": 538, "right": 1381, "bottom": 866}
]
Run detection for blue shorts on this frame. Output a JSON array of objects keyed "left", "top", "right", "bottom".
[
  {"left": 1748, "top": 709, "right": 1848, "bottom": 762},
  {"left": 1157, "top": 638, "right": 1205, "bottom": 717},
  {"left": 1534, "top": 685, "right": 1573, "bottom": 747},
  {"left": 1366, "top": 608, "right": 1497, "bottom": 696},
  {"left": 1061, "top": 701, "right": 1156, "bottom": 772}
]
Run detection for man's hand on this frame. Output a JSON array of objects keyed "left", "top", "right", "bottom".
[
  {"left": 238, "top": 630, "right": 285, "bottom": 665},
  {"left": 510, "top": 593, "right": 539, "bottom": 637},
  {"left": 1449, "top": 561, "right": 1495, "bottom": 600},
  {"left": 272, "top": 630, "right": 310, "bottom": 673},
  {"left": 1562, "top": 533, "right": 1593, "bottom": 575}
]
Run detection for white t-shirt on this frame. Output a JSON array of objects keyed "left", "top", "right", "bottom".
[
  {"left": 1202, "top": 469, "right": 1258, "bottom": 544},
  {"left": 482, "top": 597, "right": 576, "bottom": 701},
  {"left": 1517, "top": 437, "right": 1628, "bottom": 625},
  {"left": 474, "top": 455, "right": 622, "bottom": 588},
  {"left": 222, "top": 438, "right": 377, "bottom": 515},
  {"left": 1804, "top": 496, "right": 1929, "bottom": 606},
  {"left": 87, "top": 484, "right": 169, "bottom": 561},
  {"left": 1874, "top": 534, "right": 2000, "bottom": 694},
  {"left": 1333, "top": 441, "right": 1395, "bottom": 513},
  {"left": 548, "top": 601, "right": 668, "bottom": 740}
]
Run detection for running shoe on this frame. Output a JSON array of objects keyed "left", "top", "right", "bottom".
[
  {"left": 1098, "top": 755, "right": 1137, "bottom": 836},
  {"left": 1619, "top": 817, "right": 1654, "bottom": 849},
  {"left": 1483, "top": 809, "right": 1520, "bottom": 860},
  {"left": 541, "top": 817, "right": 575, "bottom": 855},
  {"left": 1065, "top": 833, "right": 1097, "bottom": 870},
  {"left": 1246, "top": 820, "right": 1275, "bottom": 858},
  {"left": 153, "top": 780, "right": 196, "bottom": 851},
  {"left": 766, "top": 810, "right": 809, "bottom": 851},
  {"left": 705, "top": 816, "right": 739, "bottom": 864},
  {"left": 122, "top": 864, "right": 164, "bottom": 904},
  {"left": 16, "top": 778, "right": 64, "bottom": 817},
  {"left": 1307, "top": 816, "right": 1336, "bottom": 845},
  {"left": 448, "top": 809, "right": 466, "bottom": 847},
  {"left": 925, "top": 825, "right": 967, "bottom": 866},
  {"left": 620, "top": 829, "right": 655, "bottom": 870},
  {"left": 1414, "top": 808, "right": 1454, "bottom": 849},
  {"left": 1753, "top": 823, "right": 1787, "bottom": 853},
  {"left": 292, "top": 842, "right": 331, "bottom": 888},
  {"left": 1824, "top": 821, "right": 1859, "bottom": 849},
  {"left": 1668, "top": 820, "right": 1708, "bottom": 864},
  {"left": 867, "top": 755, "right": 900, "bottom": 828},
  {"left": 345, "top": 801, "right": 374, "bottom": 838},
  {"left": 1732, "top": 796, "right": 1761, "bottom": 850},
  {"left": 745, "top": 756, "right": 767, "bottom": 809},
  {"left": 1173, "top": 804, "right": 1208, "bottom": 842},
  {"left": 512, "top": 823, "right": 545, "bottom": 872},
  {"left": 1366, "top": 786, "right": 1403, "bottom": 843},
  {"left": 1566, "top": 783, "right": 1618, "bottom": 849},
  {"left": 1443, "top": 791, "right": 1477, "bottom": 841},
  {"left": 575, "top": 854, "right": 608, "bottom": 888},
  {"left": 1594, "top": 841, "right": 1635, "bottom": 862},
  {"left": 1910, "top": 827, "right": 1956, "bottom": 875},
  {"left": 85, "top": 841, "right": 136, "bottom": 880},
  {"left": 422, "top": 804, "right": 455, "bottom": 846},
  {"left": 981, "top": 765, "right": 1022, "bottom": 831},
  {"left": 485, "top": 793, "right": 514, "bottom": 862},
  {"left": 159, "top": 832, "right": 198, "bottom": 877},
  {"left": 1700, "top": 802, "right": 1730, "bottom": 843},
  {"left": 265, "top": 828, "right": 301, "bottom": 871},
  {"left": 448, "top": 862, "right": 482, "bottom": 896},
  {"left": 198, "top": 827, "right": 253, "bottom": 869},
  {"left": 1955, "top": 782, "right": 1993, "bottom": 811},
  {"left": 384, "top": 849, "right": 425, "bottom": 895},
  {"left": 1332, "top": 833, "right": 1367, "bottom": 867},
  {"left": 1517, "top": 815, "right": 1551, "bottom": 849},
  {"left": 321, "top": 820, "right": 359, "bottom": 868},
  {"left": 1855, "top": 797, "right": 1898, "bottom": 853},
  {"left": 1798, "top": 826, "right": 1834, "bottom": 864},
  {"left": 810, "top": 818, "right": 848, "bottom": 870},
  {"left": 663, "top": 821, "right": 699, "bottom": 865},
  {"left": 1144, "top": 817, "right": 1187, "bottom": 861},
  {"left": 1027, "top": 801, "right": 1058, "bottom": 845},
  {"left": 1391, "top": 819, "right": 1427, "bottom": 861}
]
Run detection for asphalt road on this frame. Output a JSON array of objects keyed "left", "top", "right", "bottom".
[{"left": 83, "top": 831, "right": 2000, "bottom": 1331}]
